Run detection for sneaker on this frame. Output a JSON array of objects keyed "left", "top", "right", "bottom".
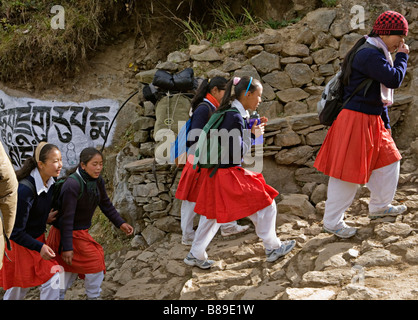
[
  {"left": 323, "top": 225, "right": 357, "bottom": 239},
  {"left": 369, "top": 205, "right": 407, "bottom": 220},
  {"left": 221, "top": 224, "right": 250, "bottom": 237},
  {"left": 184, "top": 252, "right": 214, "bottom": 269},
  {"left": 182, "top": 237, "right": 194, "bottom": 246},
  {"left": 265, "top": 240, "right": 296, "bottom": 262}
]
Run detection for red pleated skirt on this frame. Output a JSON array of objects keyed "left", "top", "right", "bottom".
[
  {"left": 314, "top": 109, "right": 402, "bottom": 184},
  {"left": 193, "top": 166, "right": 279, "bottom": 223},
  {"left": 46, "top": 226, "right": 105, "bottom": 276},
  {"left": 0, "top": 235, "right": 59, "bottom": 290},
  {"left": 175, "top": 154, "right": 210, "bottom": 203}
]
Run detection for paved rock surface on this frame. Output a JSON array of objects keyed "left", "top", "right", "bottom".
[{"left": 61, "top": 184, "right": 417, "bottom": 300}]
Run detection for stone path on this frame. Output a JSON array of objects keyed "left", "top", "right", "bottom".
[{"left": 62, "top": 184, "right": 418, "bottom": 300}]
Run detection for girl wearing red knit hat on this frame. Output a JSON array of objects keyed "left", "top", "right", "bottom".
[{"left": 314, "top": 11, "right": 410, "bottom": 238}]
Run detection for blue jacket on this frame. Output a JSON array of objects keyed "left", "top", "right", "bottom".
[{"left": 343, "top": 46, "right": 408, "bottom": 129}]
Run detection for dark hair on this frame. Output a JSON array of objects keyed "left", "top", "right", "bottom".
[
  {"left": 191, "top": 76, "right": 228, "bottom": 113},
  {"left": 218, "top": 76, "right": 262, "bottom": 112},
  {"left": 15, "top": 142, "right": 60, "bottom": 181},
  {"left": 65, "top": 147, "right": 103, "bottom": 177},
  {"left": 339, "top": 31, "right": 379, "bottom": 89}
]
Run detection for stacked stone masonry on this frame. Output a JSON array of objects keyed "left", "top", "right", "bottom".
[{"left": 113, "top": 4, "right": 418, "bottom": 250}]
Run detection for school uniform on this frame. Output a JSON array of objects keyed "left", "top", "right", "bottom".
[
  {"left": 175, "top": 96, "right": 244, "bottom": 243},
  {"left": 47, "top": 168, "right": 126, "bottom": 299},
  {"left": 189, "top": 100, "right": 281, "bottom": 261},
  {"left": 0, "top": 168, "right": 60, "bottom": 300},
  {"left": 314, "top": 37, "right": 408, "bottom": 230}
]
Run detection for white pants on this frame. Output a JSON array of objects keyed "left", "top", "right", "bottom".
[
  {"left": 181, "top": 200, "right": 239, "bottom": 240},
  {"left": 3, "top": 272, "right": 60, "bottom": 300},
  {"left": 324, "top": 161, "right": 400, "bottom": 230},
  {"left": 190, "top": 200, "right": 281, "bottom": 261},
  {"left": 58, "top": 271, "right": 104, "bottom": 300}
]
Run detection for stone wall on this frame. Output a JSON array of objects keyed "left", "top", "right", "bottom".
[{"left": 112, "top": 3, "right": 418, "bottom": 247}]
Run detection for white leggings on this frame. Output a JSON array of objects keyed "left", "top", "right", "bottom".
[
  {"left": 324, "top": 161, "right": 400, "bottom": 230},
  {"left": 3, "top": 272, "right": 60, "bottom": 300},
  {"left": 181, "top": 200, "right": 239, "bottom": 240},
  {"left": 190, "top": 200, "right": 281, "bottom": 261},
  {"left": 59, "top": 271, "right": 104, "bottom": 300}
]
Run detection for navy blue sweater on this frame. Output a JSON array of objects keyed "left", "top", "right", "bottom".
[
  {"left": 186, "top": 101, "right": 214, "bottom": 149},
  {"left": 343, "top": 47, "right": 408, "bottom": 129},
  {"left": 218, "top": 109, "right": 254, "bottom": 167},
  {"left": 53, "top": 175, "right": 125, "bottom": 251},
  {"left": 11, "top": 176, "right": 54, "bottom": 252}
]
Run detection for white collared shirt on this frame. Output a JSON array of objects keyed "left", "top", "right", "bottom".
[
  {"left": 231, "top": 99, "right": 250, "bottom": 119},
  {"left": 30, "top": 168, "right": 55, "bottom": 195},
  {"left": 230, "top": 99, "right": 252, "bottom": 158}
]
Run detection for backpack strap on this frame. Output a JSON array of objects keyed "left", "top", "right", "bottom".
[
  {"left": 19, "top": 178, "right": 36, "bottom": 197},
  {"left": 342, "top": 78, "right": 374, "bottom": 108},
  {"left": 68, "top": 171, "right": 85, "bottom": 200},
  {"left": 193, "top": 107, "right": 241, "bottom": 175},
  {"left": 342, "top": 42, "right": 380, "bottom": 108}
]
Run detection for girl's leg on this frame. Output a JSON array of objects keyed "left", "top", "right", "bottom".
[
  {"left": 59, "top": 272, "right": 78, "bottom": 300},
  {"left": 3, "top": 287, "right": 29, "bottom": 300},
  {"left": 367, "top": 161, "right": 401, "bottom": 213},
  {"left": 84, "top": 271, "right": 104, "bottom": 299},
  {"left": 247, "top": 200, "right": 281, "bottom": 250},
  {"left": 220, "top": 221, "right": 250, "bottom": 237},
  {"left": 181, "top": 200, "right": 197, "bottom": 244},
  {"left": 39, "top": 272, "right": 60, "bottom": 300},
  {"left": 189, "top": 215, "right": 221, "bottom": 261},
  {"left": 323, "top": 177, "right": 358, "bottom": 230}
]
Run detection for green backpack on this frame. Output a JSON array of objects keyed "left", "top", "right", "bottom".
[
  {"left": 192, "top": 107, "right": 244, "bottom": 177},
  {"left": 51, "top": 172, "right": 84, "bottom": 212}
]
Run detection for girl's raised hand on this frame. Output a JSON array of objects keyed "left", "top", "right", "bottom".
[
  {"left": 260, "top": 116, "right": 268, "bottom": 124},
  {"left": 252, "top": 122, "right": 266, "bottom": 138}
]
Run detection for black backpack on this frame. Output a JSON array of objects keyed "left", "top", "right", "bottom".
[{"left": 317, "top": 42, "right": 380, "bottom": 126}]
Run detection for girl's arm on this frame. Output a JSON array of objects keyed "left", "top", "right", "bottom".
[
  {"left": 59, "top": 178, "right": 80, "bottom": 252},
  {"left": 10, "top": 185, "right": 44, "bottom": 252},
  {"left": 361, "top": 49, "right": 408, "bottom": 89},
  {"left": 97, "top": 177, "right": 126, "bottom": 228}
]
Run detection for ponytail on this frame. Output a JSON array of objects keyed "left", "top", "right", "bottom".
[
  {"left": 191, "top": 76, "right": 228, "bottom": 113},
  {"left": 218, "top": 76, "right": 261, "bottom": 112},
  {"left": 340, "top": 31, "right": 379, "bottom": 88}
]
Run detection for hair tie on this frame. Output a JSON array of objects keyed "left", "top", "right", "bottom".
[
  {"left": 233, "top": 77, "right": 241, "bottom": 86},
  {"left": 35, "top": 141, "right": 49, "bottom": 163},
  {"left": 244, "top": 77, "right": 253, "bottom": 96}
]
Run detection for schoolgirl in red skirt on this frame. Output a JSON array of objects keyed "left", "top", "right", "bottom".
[
  {"left": 0, "top": 142, "right": 62, "bottom": 300},
  {"left": 47, "top": 147, "right": 133, "bottom": 299},
  {"left": 176, "top": 77, "right": 249, "bottom": 245},
  {"left": 314, "top": 11, "right": 409, "bottom": 238},
  {"left": 183, "top": 76, "right": 296, "bottom": 269}
]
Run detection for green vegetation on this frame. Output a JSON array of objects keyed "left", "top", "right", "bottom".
[
  {"left": 321, "top": 0, "right": 338, "bottom": 7},
  {"left": 0, "top": 0, "right": 126, "bottom": 85},
  {"left": 171, "top": 4, "right": 302, "bottom": 46},
  {"left": 0, "top": 1, "right": 305, "bottom": 86}
]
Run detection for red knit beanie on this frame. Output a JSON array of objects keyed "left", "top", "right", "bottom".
[{"left": 372, "top": 11, "right": 408, "bottom": 36}]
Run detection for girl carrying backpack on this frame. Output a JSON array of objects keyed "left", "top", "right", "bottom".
[
  {"left": 47, "top": 147, "right": 133, "bottom": 299},
  {"left": 314, "top": 11, "right": 410, "bottom": 238},
  {"left": 183, "top": 76, "right": 296, "bottom": 269},
  {"left": 175, "top": 77, "right": 249, "bottom": 245}
]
